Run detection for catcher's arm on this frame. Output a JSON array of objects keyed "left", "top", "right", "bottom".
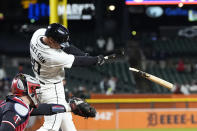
[
  {"left": 31, "top": 98, "right": 96, "bottom": 118},
  {"left": 69, "top": 97, "right": 97, "bottom": 118},
  {"left": 30, "top": 104, "right": 66, "bottom": 116}
]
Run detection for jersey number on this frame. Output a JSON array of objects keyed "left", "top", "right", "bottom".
[{"left": 31, "top": 57, "right": 41, "bottom": 75}]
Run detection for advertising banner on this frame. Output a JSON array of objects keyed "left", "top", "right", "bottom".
[
  {"left": 118, "top": 109, "right": 197, "bottom": 129},
  {"left": 74, "top": 108, "right": 197, "bottom": 129},
  {"left": 25, "top": 108, "right": 197, "bottom": 130},
  {"left": 73, "top": 109, "right": 116, "bottom": 130}
]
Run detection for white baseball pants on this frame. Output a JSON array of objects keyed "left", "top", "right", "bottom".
[{"left": 36, "top": 82, "right": 77, "bottom": 131}]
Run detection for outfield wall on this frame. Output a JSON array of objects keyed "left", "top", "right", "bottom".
[
  {"left": 73, "top": 108, "right": 197, "bottom": 129},
  {"left": 25, "top": 108, "right": 197, "bottom": 130},
  {"left": 25, "top": 94, "right": 197, "bottom": 130}
]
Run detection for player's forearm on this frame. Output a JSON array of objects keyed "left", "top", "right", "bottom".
[
  {"left": 63, "top": 44, "right": 88, "bottom": 56},
  {"left": 30, "top": 104, "right": 66, "bottom": 116},
  {"left": 72, "top": 56, "right": 98, "bottom": 67}
]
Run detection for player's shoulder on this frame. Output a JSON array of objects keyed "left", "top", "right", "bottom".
[
  {"left": 31, "top": 28, "right": 46, "bottom": 41},
  {"left": 33, "top": 28, "right": 47, "bottom": 36},
  {"left": 50, "top": 49, "right": 72, "bottom": 58},
  {"left": 14, "top": 103, "right": 29, "bottom": 117},
  {"left": 1, "top": 100, "right": 29, "bottom": 117},
  {"left": 7, "top": 96, "right": 29, "bottom": 117}
]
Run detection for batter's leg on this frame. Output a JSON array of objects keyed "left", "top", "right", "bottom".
[
  {"left": 37, "top": 113, "right": 62, "bottom": 131},
  {"left": 37, "top": 84, "right": 63, "bottom": 131},
  {"left": 60, "top": 112, "right": 77, "bottom": 131}
]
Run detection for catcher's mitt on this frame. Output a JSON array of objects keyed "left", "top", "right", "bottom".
[{"left": 69, "top": 97, "right": 96, "bottom": 118}]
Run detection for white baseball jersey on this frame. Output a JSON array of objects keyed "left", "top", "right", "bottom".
[{"left": 30, "top": 28, "right": 75, "bottom": 83}]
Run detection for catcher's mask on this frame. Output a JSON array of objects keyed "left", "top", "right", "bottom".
[
  {"left": 45, "top": 23, "right": 70, "bottom": 49},
  {"left": 11, "top": 73, "right": 40, "bottom": 107}
]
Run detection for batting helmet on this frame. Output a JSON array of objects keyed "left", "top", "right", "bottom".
[
  {"left": 45, "top": 23, "right": 70, "bottom": 49},
  {"left": 11, "top": 73, "right": 40, "bottom": 107}
]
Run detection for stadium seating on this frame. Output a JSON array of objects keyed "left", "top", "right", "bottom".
[
  {"left": 65, "top": 60, "right": 137, "bottom": 93},
  {"left": 141, "top": 37, "right": 197, "bottom": 57}
]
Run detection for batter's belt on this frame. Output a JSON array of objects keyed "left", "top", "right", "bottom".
[{"left": 39, "top": 80, "right": 61, "bottom": 85}]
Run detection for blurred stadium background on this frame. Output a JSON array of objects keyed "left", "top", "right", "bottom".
[{"left": 1, "top": 0, "right": 197, "bottom": 131}]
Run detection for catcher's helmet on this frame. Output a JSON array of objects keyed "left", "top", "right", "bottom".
[
  {"left": 45, "top": 23, "right": 70, "bottom": 49},
  {"left": 11, "top": 73, "right": 40, "bottom": 107}
]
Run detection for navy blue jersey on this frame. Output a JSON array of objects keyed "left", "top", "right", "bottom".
[
  {"left": 0, "top": 96, "right": 31, "bottom": 131},
  {"left": 0, "top": 96, "right": 66, "bottom": 131}
]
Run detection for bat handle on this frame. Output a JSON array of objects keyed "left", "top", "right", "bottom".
[
  {"left": 129, "top": 67, "right": 139, "bottom": 72},
  {"left": 129, "top": 67, "right": 149, "bottom": 77}
]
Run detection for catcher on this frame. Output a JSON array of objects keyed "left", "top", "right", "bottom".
[{"left": 0, "top": 73, "right": 96, "bottom": 131}]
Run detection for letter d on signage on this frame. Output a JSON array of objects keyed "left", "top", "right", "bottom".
[{"left": 147, "top": 113, "right": 157, "bottom": 126}]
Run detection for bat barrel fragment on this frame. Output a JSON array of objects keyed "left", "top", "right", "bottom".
[{"left": 129, "top": 67, "right": 174, "bottom": 90}]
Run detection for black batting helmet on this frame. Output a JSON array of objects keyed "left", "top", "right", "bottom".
[{"left": 45, "top": 23, "right": 70, "bottom": 49}]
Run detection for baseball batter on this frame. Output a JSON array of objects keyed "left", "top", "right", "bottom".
[{"left": 30, "top": 23, "right": 105, "bottom": 131}]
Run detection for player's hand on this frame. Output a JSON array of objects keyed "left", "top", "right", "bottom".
[
  {"left": 97, "top": 55, "right": 105, "bottom": 66},
  {"left": 69, "top": 97, "right": 96, "bottom": 118}
]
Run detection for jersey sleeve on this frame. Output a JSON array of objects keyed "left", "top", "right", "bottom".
[
  {"left": 63, "top": 44, "right": 88, "bottom": 56},
  {"left": 49, "top": 49, "right": 75, "bottom": 68}
]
